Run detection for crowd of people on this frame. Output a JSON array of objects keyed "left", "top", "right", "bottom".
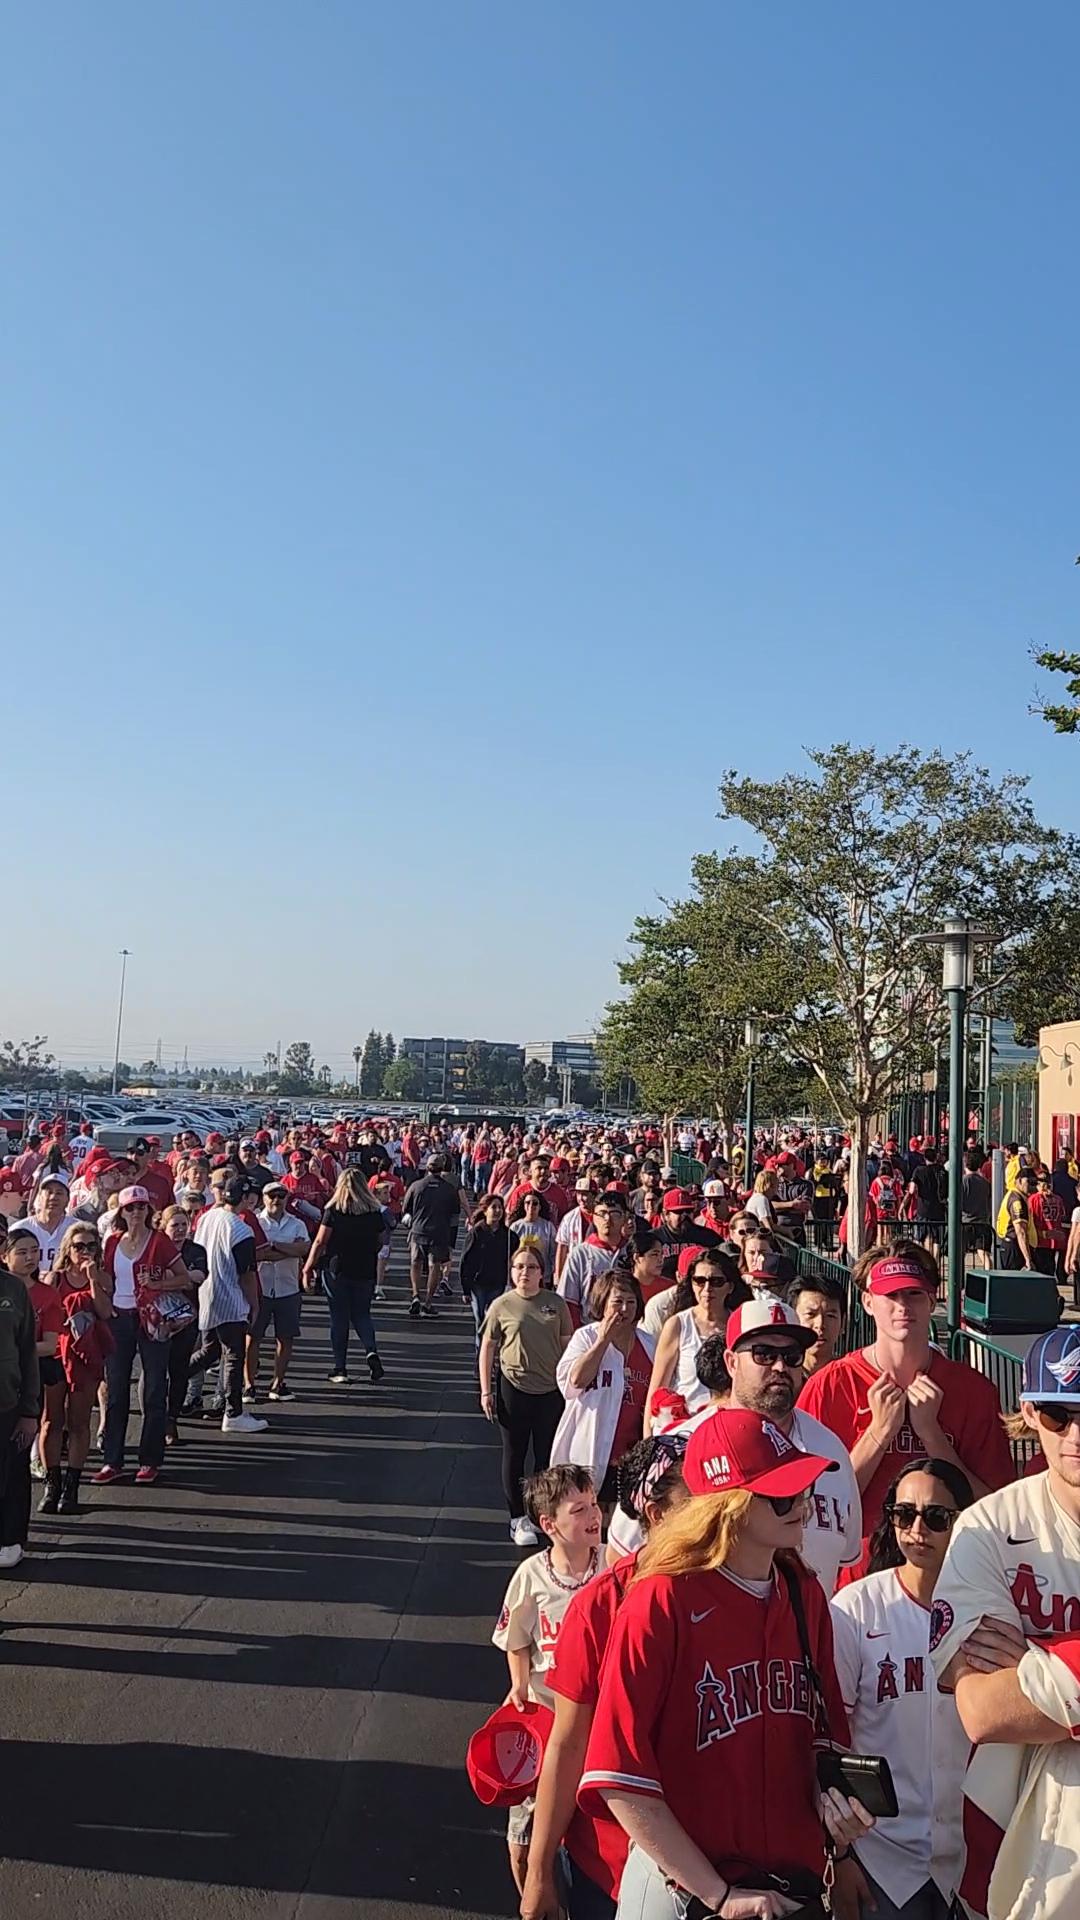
[
  {"left": 5, "top": 1104, "right": 1080, "bottom": 1920},
  {"left": 448, "top": 1117, "right": 1080, "bottom": 1920}
]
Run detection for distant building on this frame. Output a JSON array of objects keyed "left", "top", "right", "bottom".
[
  {"left": 400, "top": 1037, "right": 524, "bottom": 1102},
  {"left": 523, "top": 1035, "right": 599, "bottom": 1077}
]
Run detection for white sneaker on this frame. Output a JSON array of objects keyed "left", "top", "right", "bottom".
[
  {"left": 221, "top": 1411, "right": 269, "bottom": 1433},
  {"left": 511, "top": 1517, "right": 539, "bottom": 1547},
  {"left": 0, "top": 1543, "right": 24, "bottom": 1569}
]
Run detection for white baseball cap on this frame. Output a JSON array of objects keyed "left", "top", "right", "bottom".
[{"left": 726, "top": 1295, "right": 816, "bottom": 1353}]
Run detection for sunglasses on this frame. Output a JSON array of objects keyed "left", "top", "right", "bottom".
[
  {"left": 766, "top": 1492, "right": 804, "bottom": 1516},
  {"left": 1031, "top": 1404, "right": 1080, "bottom": 1435},
  {"left": 745, "top": 1342, "right": 805, "bottom": 1369},
  {"left": 887, "top": 1501, "right": 958, "bottom": 1533},
  {"left": 71, "top": 1240, "right": 98, "bottom": 1253}
]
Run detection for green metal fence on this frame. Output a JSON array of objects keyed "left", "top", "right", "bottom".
[
  {"left": 950, "top": 1328, "right": 1035, "bottom": 1474},
  {"left": 671, "top": 1154, "right": 707, "bottom": 1189},
  {"left": 781, "top": 1238, "right": 874, "bottom": 1352}
]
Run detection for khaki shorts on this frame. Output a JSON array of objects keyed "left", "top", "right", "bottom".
[{"left": 507, "top": 1794, "right": 534, "bottom": 1848}]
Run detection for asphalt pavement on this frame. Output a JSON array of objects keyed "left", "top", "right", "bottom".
[{"left": 0, "top": 1253, "right": 518, "bottom": 1920}]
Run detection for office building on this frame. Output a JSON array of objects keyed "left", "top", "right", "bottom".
[{"left": 523, "top": 1035, "right": 599, "bottom": 1077}]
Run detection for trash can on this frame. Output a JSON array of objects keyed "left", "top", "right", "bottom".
[{"left": 961, "top": 1268, "right": 1062, "bottom": 1369}]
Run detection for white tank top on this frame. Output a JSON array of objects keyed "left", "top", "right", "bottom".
[{"left": 672, "top": 1309, "right": 710, "bottom": 1411}]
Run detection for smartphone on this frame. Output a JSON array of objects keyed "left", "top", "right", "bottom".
[{"left": 817, "top": 1748, "right": 899, "bottom": 1819}]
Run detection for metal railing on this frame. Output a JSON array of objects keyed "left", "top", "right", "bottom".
[
  {"left": 780, "top": 1237, "right": 873, "bottom": 1353},
  {"left": 949, "top": 1328, "right": 1036, "bottom": 1473}
]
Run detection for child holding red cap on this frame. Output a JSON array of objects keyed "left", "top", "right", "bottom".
[{"left": 492, "top": 1463, "right": 602, "bottom": 1899}]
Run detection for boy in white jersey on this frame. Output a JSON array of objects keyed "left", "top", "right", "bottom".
[
  {"left": 491, "top": 1463, "right": 602, "bottom": 1898},
  {"left": 930, "top": 1325, "right": 1080, "bottom": 1920}
]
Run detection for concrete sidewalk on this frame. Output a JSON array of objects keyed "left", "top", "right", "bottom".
[{"left": 0, "top": 1270, "right": 517, "bottom": 1920}]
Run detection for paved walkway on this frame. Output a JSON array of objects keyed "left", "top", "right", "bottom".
[{"left": 0, "top": 1262, "right": 515, "bottom": 1920}]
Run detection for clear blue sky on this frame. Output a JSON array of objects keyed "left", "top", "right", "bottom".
[{"left": 4, "top": 2, "right": 1079, "bottom": 1075}]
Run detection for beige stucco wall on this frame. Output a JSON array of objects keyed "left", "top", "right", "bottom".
[{"left": 1038, "top": 1019, "right": 1080, "bottom": 1167}]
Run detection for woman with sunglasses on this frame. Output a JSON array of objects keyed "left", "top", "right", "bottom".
[
  {"left": 580, "top": 1407, "right": 873, "bottom": 1919},
  {"left": 156, "top": 1204, "right": 206, "bottom": 1446},
  {"left": 509, "top": 1188, "right": 559, "bottom": 1284},
  {"left": 39, "top": 1223, "right": 113, "bottom": 1513},
  {"left": 95, "top": 1184, "right": 190, "bottom": 1486},
  {"left": 643, "top": 1250, "right": 745, "bottom": 1436},
  {"left": 830, "top": 1460, "right": 974, "bottom": 1920}
]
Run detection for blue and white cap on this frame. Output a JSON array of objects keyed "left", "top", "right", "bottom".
[{"left": 1022, "top": 1326, "right": 1080, "bottom": 1401}]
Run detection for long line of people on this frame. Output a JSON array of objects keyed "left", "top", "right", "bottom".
[
  {"left": 0, "top": 1111, "right": 477, "bottom": 1565},
  {"left": 458, "top": 1126, "right": 1080, "bottom": 1920}
]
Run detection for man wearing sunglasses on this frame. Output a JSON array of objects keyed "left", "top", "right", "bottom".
[
  {"left": 725, "top": 1296, "right": 861, "bottom": 1594},
  {"left": 930, "top": 1325, "right": 1080, "bottom": 1920}
]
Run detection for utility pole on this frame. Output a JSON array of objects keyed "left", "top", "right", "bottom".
[{"left": 111, "top": 949, "right": 130, "bottom": 1096}]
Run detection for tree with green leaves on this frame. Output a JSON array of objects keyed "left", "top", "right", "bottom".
[
  {"left": 282, "top": 1041, "right": 315, "bottom": 1090},
  {"left": 0, "top": 1037, "right": 56, "bottom": 1090},
  {"left": 1033, "top": 649, "right": 1080, "bottom": 734},
  {"left": 383, "top": 1054, "right": 420, "bottom": 1100},
  {"left": 718, "top": 744, "right": 1080, "bottom": 1255},
  {"left": 596, "top": 857, "right": 809, "bottom": 1144},
  {"left": 383, "top": 1032, "right": 396, "bottom": 1066},
  {"left": 359, "top": 1030, "right": 383, "bottom": 1098},
  {"left": 523, "top": 1059, "right": 549, "bottom": 1106},
  {"left": 464, "top": 1039, "right": 493, "bottom": 1097}
]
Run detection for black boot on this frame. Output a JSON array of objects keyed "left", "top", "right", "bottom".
[
  {"left": 57, "top": 1468, "right": 82, "bottom": 1515},
  {"left": 38, "top": 1467, "right": 62, "bottom": 1515}
]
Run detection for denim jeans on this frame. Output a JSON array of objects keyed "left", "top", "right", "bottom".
[
  {"left": 189, "top": 1321, "right": 247, "bottom": 1417},
  {"left": 167, "top": 1321, "right": 200, "bottom": 1421},
  {"left": 324, "top": 1267, "right": 378, "bottom": 1371},
  {"left": 469, "top": 1282, "right": 505, "bottom": 1349},
  {"left": 472, "top": 1161, "right": 491, "bottom": 1196},
  {"left": 104, "top": 1309, "right": 170, "bottom": 1469}
]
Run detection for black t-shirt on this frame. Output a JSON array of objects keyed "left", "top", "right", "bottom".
[
  {"left": 241, "top": 1162, "right": 275, "bottom": 1196},
  {"left": 321, "top": 1205, "right": 384, "bottom": 1280},
  {"left": 961, "top": 1171, "right": 991, "bottom": 1224},
  {"left": 403, "top": 1173, "right": 461, "bottom": 1241},
  {"left": 910, "top": 1162, "right": 945, "bottom": 1221},
  {"left": 346, "top": 1143, "right": 391, "bottom": 1181}
]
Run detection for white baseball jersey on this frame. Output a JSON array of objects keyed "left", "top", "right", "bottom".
[
  {"left": 492, "top": 1549, "right": 600, "bottom": 1709},
  {"left": 930, "top": 1473, "right": 1080, "bottom": 1920},
  {"left": 832, "top": 1568, "right": 968, "bottom": 1908}
]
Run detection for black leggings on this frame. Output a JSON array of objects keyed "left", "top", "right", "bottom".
[{"left": 496, "top": 1377, "right": 563, "bottom": 1519}]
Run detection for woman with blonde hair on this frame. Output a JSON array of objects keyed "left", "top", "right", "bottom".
[
  {"left": 745, "top": 1170, "right": 780, "bottom": 1232},
  {"left": 580, "top": 1406, "right": 873, "bottom": 1919},
  {"left": 302, "top": 1167, "right": 387, "bottom": 1386}
]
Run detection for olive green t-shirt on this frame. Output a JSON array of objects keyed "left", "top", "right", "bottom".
[{"left": 484, "top": 1288, "right": 573, "bottom": 1395}]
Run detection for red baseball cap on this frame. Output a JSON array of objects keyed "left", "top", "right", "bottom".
[
  {"left": 865, "top": 1255, "right": 935, "bottom": 1298},
  {"left": 683, "top": 1407, "right": 836, "bottom": 1498},
  {"left": 662, "top": 1187, "right": 698, "bottom": 1212},
  {"left": 466, "top": 1702, "right": 554, "bottom": 1806}
]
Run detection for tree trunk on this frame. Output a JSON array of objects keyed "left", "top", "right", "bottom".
[{"left": 847, "top": 1112, "right": 870, "bottom": 1262}]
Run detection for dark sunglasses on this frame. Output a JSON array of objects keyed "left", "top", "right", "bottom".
[
  {"left": 745, "top": 1342, "right": 805, "bottom": 1369},
  {"left": 766, "top": 1492, "right": 804, "bottom": 1516},
  {"left": 887, "top": 1502, "right": 958, "bottom": 1533},
  {"left": 1031, "top": 1404, "right": 1080, "bottom": 1435},
  {"left": 71, "top": 1240, "right": 98, "bottom": 1253}
]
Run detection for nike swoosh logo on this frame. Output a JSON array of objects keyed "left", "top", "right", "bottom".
[
  {"left": 1007, "top": 1535, "right": 1034, "bottom": 1545},
  {"left": 691, "top": 1608, "right": 715, "bottom": 1624},
  {"left": 866, "top": 1631, "right": 889, "bottom": 1639}
]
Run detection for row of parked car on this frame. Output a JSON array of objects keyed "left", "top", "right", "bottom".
[{"left": 0, "top": 1093, "right": 264, "bottom": 1147}]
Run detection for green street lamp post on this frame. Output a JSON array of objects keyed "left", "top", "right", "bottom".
[
  {"left": 922, "top": 918, "right": 995, "bottom": 1334},
  {"left": 743, "top": 1017, "right": 760, "bottom": 1194}
]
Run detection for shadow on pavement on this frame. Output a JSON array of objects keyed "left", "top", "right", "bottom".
[{"left": 0, "top": 1742, "right": 510, "bottom": 1912}]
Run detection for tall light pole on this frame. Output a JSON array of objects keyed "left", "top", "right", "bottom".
[
  {"left": 743, "top": 1017, "right": 760, "bottom": 1194},
  {"left": 111, "top": 948, "right": 131, "bottom": 1096},
  {"left": 353, "top": 1045, "right": 362, "bottom": 1093},
  {"left": 921, "top": 918, "right": 994, "bottom": 1333}
]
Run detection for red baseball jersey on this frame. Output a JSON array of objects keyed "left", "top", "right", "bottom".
[
  {"left": 799, "top": 1347, "right": 1014, "bottom": 1579},
  {"left": 549, "top": 1557, "right": 636, "bottom": 1897},
  {"left": 579, "top": 1562, "right": 848, "bottom": 1883}
]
